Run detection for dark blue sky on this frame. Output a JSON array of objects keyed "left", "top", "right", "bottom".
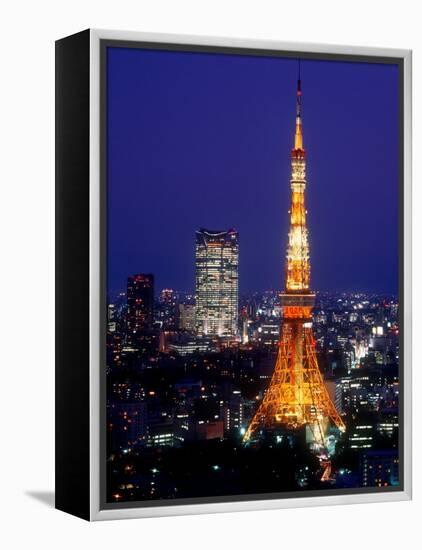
[{"left": 107, "top": 47, "right": 399, "bottom": 295}]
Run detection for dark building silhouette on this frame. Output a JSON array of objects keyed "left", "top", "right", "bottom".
[
  {"left": 360, "top": 449, "right": 399, "bottom": 487},
  {"left": 126, "top": 274, "right": 154, "bottom": 345}
]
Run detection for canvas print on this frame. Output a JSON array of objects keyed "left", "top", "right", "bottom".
[{"left": 104, "top": 45, "right": 400, "bottom": 505}]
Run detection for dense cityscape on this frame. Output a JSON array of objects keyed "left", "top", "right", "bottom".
[
  {"left": 106, "top": 230, "right": 399, "bottom": 503},
  {"left": 105, "top": 57, "right": 399, "bottom": 505},
  {"left": 106, "top": 70, "right": 400, "bottom": 504}
]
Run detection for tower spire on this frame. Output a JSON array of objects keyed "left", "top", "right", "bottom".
[
  {"left": 294, "top": 60, "right": 303, "bottom": 151},
  {"left": 297, "top": 59, "right": 301, "bottom": 114}
]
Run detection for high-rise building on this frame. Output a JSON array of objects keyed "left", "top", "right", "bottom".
[
  {"left": 240, "top": 307, "right": 249, "bottom": 344},
  {"left": 157, "top": 288, "right": 178, "bottom": 329},
  {"left": 126, "top": 274, "right": 154, "bottom": 344},
  {"left": 195, "top": 228, "right": 239, "bottom": 337},
  {"left": 178, "top": 303, "right": 196, "bottom": 332},
  {"left": 221, "top": 389, "right": 245, "bottom": 434}
]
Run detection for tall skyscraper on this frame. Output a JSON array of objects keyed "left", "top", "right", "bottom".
[
  {"left": 126, "top": 274, "right": 154, "bottom": 344},
  {"left": 244, "top": 73, "right": 344, "bottom": 461},
  {"left": 195, "top": 228, "right": 239, "bottom": 337}
]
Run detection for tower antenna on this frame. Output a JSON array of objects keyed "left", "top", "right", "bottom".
[{"left": 297, "top": 59, "right": 302, "bottom": 116}]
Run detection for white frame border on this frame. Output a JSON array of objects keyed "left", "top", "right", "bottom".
[{"left": 89, "top": 29, "right": 412, "bottom": 521}]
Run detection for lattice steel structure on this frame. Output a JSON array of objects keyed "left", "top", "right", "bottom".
[{"left": 243, "top": 75, "right": 345, "bottom": 446}]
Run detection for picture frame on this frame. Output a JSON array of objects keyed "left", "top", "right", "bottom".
[{"left": 55, "top": 28, "right": 412, "bottom": 521}]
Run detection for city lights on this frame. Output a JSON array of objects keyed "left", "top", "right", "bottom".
[{"left": 105, "top": 70, "right": 400, "bottom": 504}]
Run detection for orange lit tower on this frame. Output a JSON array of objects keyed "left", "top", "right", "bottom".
[{"left": 243, "top": 73, "right": 345, "bottom": 447}]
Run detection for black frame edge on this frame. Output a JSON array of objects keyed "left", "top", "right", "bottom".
[{"left": 55, "top": 28, "right": 91, "bottom": 521}]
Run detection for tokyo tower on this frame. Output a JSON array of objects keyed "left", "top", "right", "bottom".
[{"left": 243, "top": 68, "right": 345, "bottom": 451}]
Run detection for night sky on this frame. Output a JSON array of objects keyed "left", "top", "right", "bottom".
[{"left": 107, "top": 46, "right": 399, "bottom": 296}]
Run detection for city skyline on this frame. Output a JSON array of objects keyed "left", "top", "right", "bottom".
[
  {"left": 107, "top": 223, "right": 400, "bottom": 299},
  {"left": 107, "top": 282, "right": 400, "bottom": 501},
  {"left": 107, "top": 48, "right": 399, "bottom": 296},
  {"left": 105, "top": 47, "right": 400, "bottom": 503}
]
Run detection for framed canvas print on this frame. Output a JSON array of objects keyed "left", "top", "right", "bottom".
[{"left": 55, "top": 29, "right": 412, "bottom": 521}]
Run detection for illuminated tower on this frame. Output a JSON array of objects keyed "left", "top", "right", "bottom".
[
  {"left": 195, "top": 228, "right": 239, "bottom": 337},
  {"left": 244, "top": 73, "right": 345, "bottom": 447}
]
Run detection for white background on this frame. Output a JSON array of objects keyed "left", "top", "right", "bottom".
[{"left": 0, "top": 0, "right": 419, "bottom": 548}]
